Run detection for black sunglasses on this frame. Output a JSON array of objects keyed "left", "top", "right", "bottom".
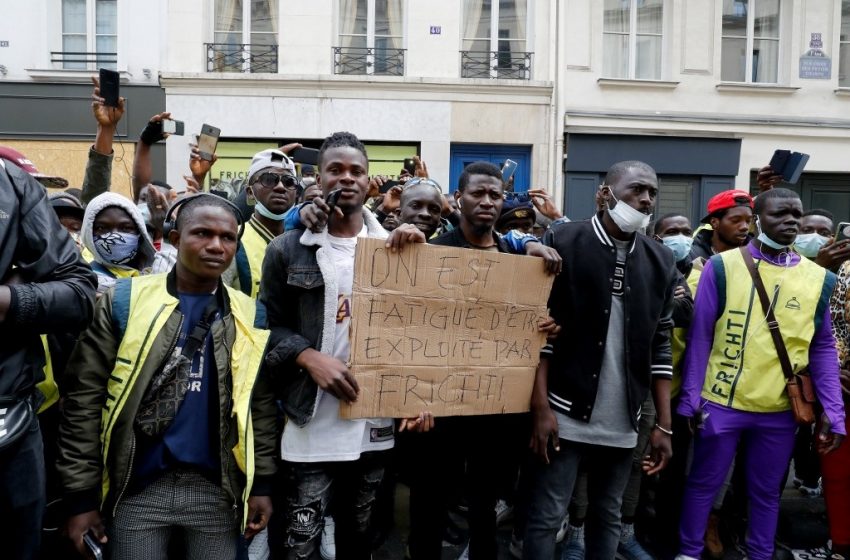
[{"left": 255, "top": 172, "right": 298, "bottom": 190}]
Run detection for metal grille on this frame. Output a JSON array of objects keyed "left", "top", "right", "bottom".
[
  {"left": 51, "top": 51, "right": 118, "bottom": 66},
  {"left": 333, "top": 47, "right": 405, "bottom": 76},
  {"left": 461, "top": 50, "right": 533, "bottom": 80},
  {"left": 205, "top": 43, "right": 278, "bottom": 73}
]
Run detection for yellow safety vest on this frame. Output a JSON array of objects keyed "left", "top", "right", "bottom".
[
  {"left": 36, "top": 335, "right": 60, "bottom": 413},
  {"left": 235, "top": 217, "right": 274, "bottom": 299},
  {"left": 671, "top": 263, "right": 703, "bottom": 398},
  {"left": 701, "top": 249, "right": 833, "bottom": 412},
  {"left": 99, "top": 274, "right": 270, "bottom": 527}
]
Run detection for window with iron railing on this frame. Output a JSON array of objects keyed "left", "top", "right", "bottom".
[
  {"left": 59, "top": 0, "right": 117, "bottom": 70},
  {"left": 211, "top": 0, "right": 278, "bottom": 72},
  {"left": 461, "top": 0, "right": 532, "bottom": 80},
  {"left": 335, "top": 0, "right": 404, "bottom": 75},
  {"left": 206, "top": 43, "right": 278, "bottom": 73}
]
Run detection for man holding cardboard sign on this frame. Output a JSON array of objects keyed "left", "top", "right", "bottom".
[
  {"left": 258, "top": 132, "right": 429, "bottom": 559},
  {"left": 399, "top": 161, "right": 559, "bottom": 560}
]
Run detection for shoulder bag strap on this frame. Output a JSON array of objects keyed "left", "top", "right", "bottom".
[{"left": 739, "top": 247, "right": 795, "bottom": 381}]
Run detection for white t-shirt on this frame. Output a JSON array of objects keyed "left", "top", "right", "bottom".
[{"left": 281, "top": 227, "right": 395, "bottom": 462}]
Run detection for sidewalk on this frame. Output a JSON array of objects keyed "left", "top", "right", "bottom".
[{"left": 373, "top": 477, "right": 830, "bottom": 560}]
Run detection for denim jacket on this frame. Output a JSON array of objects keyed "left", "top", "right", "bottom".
[{"left": 258, "top": 209, "right": 388, "bottom": 426}]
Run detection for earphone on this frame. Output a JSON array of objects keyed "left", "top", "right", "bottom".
[{"left": 162, "top": 193, "right": 246, "bottom": 240}]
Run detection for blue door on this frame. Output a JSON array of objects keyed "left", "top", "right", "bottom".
[{"left": 449, "top": 144, "right": 532, "bottom": 193}]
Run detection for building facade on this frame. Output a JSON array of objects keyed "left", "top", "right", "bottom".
[
  {"left": 558, "top": 0, "right": 850, "bottom": 220},
  {"left": 1, "top": 1, "right": 849, "bottom": 222}
]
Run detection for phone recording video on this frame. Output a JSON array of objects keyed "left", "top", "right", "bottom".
[
  {"left": 403, "top": 158, "right": 416, "bottom": 175},
  {"left": 836, "top": 222, "right": 850, "bottom": 243},
  {"left": 290, "top": 147, "right": 319, "bottom": 166},
  {"left": 198, "top": 124, "right": 221, "bottom": 161},
  {"left": 98, "top": 68, "right": 120, "bottom": 108},
  {"left": 502, "top": 159, "right": 518, "bottom": 184},
  {"left": 162, "top": 119, "right": 185, "bottom": 136}
]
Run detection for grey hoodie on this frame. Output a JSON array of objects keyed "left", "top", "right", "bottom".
[{"left": 82, "top": 192, "right": 157, "bottom": 294}]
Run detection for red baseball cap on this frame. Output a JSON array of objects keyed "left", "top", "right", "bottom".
[
  {"left": 0, "top": 146, "right": 69, "bottom": 188},
  {"left": 700, "top": 189, "right": 754, "bottom": 223}
]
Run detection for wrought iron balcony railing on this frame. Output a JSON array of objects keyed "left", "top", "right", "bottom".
[
  {"left": 461, "top": 50, "right": 533, "bottom": 80},
  {"left": 206, "top": 43, "right": 278, "bottom": 73},
  {"left": 51, "top": 51, "right": 117, "bottom": 69},
  {"left": 333, "top": 46, "right": 405, "bottom": 76}
]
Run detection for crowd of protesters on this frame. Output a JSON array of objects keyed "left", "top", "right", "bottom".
[{"left": 0, "top": 77, "right": 848, "bottom": 560}]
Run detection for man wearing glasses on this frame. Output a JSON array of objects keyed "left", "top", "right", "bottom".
[{"left": 224, "top": 149, "right": 298, "bottom": 298}]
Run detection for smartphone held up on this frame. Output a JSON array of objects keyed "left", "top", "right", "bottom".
[
  {"left": 162, "top": 119, "right": 185, "bottom": 136},
  {"left": 198, "top": 124, "right": 220, "bottom": 161},
  {"left": 98, "top": 68, "right": 120, "bottom": 107}
]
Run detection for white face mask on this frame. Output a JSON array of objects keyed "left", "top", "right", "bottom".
[{"left": 607, "top": 190, "right": 652, "bottom": 233}]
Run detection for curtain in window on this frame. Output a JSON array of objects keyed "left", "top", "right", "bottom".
[
  {"left": 62, "top": 0, "right": 87, "bottom": 69},
  {"left": 250, "top": 0, "right": 278, "bottom": 45},
  {"left": 496, "top": 0, "right": 527, "bottom": 72},
  {"left": 462, "top": 0, "right": 488, "bottom": 52},
  {"left": 215, "top": 0, "right": 243, "bottom": 44},
  {"left": 721, "top": 0, "right": 748, "bottom": 81},
  {"left": 635, "top": 0, "right": 662, "bottom": 79},
  {"left": 752, "top": 0, "right": 779, "bottom": 82},
  {"left": 379, "top": 0, "right": 404, "bottom": 50},
  {"left": 602, "top": 0, "right": 629, "bottom": 78},
  {"left": 339, "top": 0, "right": 366, "bottom": 49},
  {"left": 95, "top": 0, "right": 117, "bottom": 53}
]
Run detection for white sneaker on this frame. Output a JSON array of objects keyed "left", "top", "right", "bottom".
[
  {"left": 457, "top": 543, "right": 470, "bottom": 560},
  {"left": 495, "top": 499, "right": 514, "bottom": 526},
  {"left": 320, "top": 516, "right": 336, "bottom": 560},
  {"left": 792, "top": 541, "right": 835, "bottom": 560}
]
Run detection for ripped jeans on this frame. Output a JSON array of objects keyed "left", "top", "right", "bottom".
[{"left": 281, "top": 451, "right": 387, "bottom": 560}]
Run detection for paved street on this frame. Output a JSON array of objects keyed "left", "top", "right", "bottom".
[{"left": 374, "top": 473, "right": 829, "bottom": 560}]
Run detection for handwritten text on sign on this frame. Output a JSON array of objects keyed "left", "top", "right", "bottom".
[{"left": 341, "top": 239, "right": 554, "bottom": 419}]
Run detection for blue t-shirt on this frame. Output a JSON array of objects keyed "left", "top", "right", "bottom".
[{"left": 134, "top": 293, "right": 220, "bottom": 488}]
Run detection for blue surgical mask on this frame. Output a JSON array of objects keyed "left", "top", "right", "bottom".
[
  {"left": 137, "top": 202, "right": 152, "bottom": 224},
  {"left": 755, "top": 217, "right": 788, "bottom": 250},
  {"left": 794, "top": 233, "right": 828, "bottom": 258},
  {"left": 94, "top": 231, "right": 140, "bottom": 265},
  {"left": 254, "top": 200, "right": 287, "bottom": 221},
  {"left": 662, "top": 234, "right": 694, "bottom": 262}
]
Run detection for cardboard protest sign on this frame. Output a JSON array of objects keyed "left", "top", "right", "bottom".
[{"left": 341, "top": 238, "right": 554, "bottom": 419}]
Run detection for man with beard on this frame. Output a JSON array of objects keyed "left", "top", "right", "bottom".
[
  {"left": 406, "top": 162, "right": 561, "bottom": 560},
  {"left": 524, "top": 160, "right": 677, "bottom": 560},
  {"left": 690, "top": 190, "right": 754, "bottom": 261}
]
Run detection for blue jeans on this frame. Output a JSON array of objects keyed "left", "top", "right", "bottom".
[{"left": 523, "top": 439, "right": 633, "bottom": 560}]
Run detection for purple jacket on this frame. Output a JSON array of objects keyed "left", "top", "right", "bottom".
[{"left": 677, "top": 242, "right": 846, "bottom": 434}]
